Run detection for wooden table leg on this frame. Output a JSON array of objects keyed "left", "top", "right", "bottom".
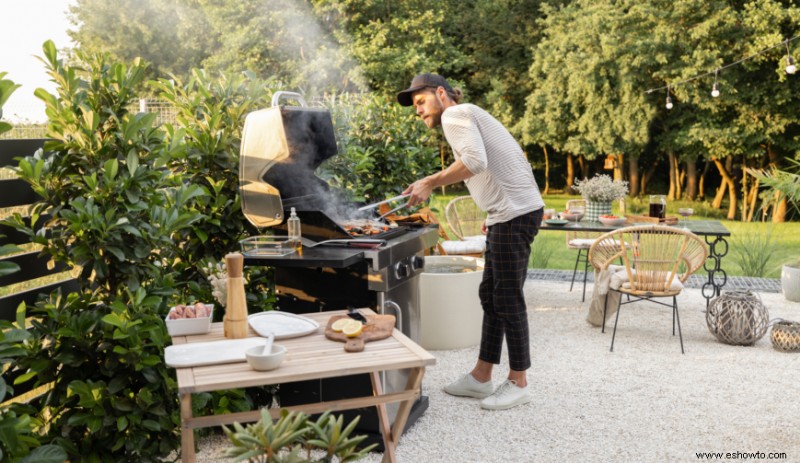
[
  {"left": 180, "top": 393, "right": 196, "bottom": 463},
  {"left": 391, "top": 367, "right": 424, "bottom": 445},
  {"left": 371, "top": 372, "right": 397, "bottom": 463}
]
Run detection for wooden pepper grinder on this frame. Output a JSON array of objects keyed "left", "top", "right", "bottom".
[{"left": 224, "top": 252, "right": 248, "bottom": 339}]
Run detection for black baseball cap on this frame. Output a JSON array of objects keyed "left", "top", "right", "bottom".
[{"left": 397, "top": 73, "right": 454, "bottom": 106}]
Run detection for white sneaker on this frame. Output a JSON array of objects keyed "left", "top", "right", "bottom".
[
  {"left": 443, "top": 374, "right": 494, "bottom": 399},
  {"left": 480, "top": 380, "right": 531, "bottom": 410}
]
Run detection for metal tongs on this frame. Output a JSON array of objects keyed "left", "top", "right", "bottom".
[
  {"left": 357, "top": 194, "right": 410, "bottom": 213},
  {"left": 379, "top": 203, "right": 408, "bottom": 220}
]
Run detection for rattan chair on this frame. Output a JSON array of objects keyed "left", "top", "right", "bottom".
[
  {"left": 445, "top": 196, "right": 486, "bottom": 240},
  {"left": 565, "top": 199, "right": 595, "bottom": 301},
  {"left": 439, "top": 196, "right": 486, "bottom": 257},
  {"left": 588, "top": 225, "right": 708, "bottom": 353}
]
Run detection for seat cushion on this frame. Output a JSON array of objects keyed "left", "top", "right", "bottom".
[
  {"left": 442, "top": 239, "right": 486, "bottom": 255},
  {"left": 568, "top": 238, "right": 596, "bottom": 248},
  {"left": 610, "top": 268, "right": 684, "bottom": 291}
]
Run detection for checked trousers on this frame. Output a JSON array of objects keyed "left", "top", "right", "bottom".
[{"left": 478, "top": 209, "right": 542, "bottom": 371}]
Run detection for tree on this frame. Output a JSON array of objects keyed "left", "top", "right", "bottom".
[
  {"left": 312, "top": 0, "right": 469, "bottom": 96},
  {"left": 521, "top": 0, "right": 800, "bottom": 210},
  {"left": 200, "top": 0, "right": 366, "bottom": 94},
  {"left": 520, "top": 0, "right": 656, "bottom": 192},
  {"left": 69, "top": 0, "right": 366, "bottom": 95},
  {"left": 662, "top": 0, "right": 800, "bottom": 218},
  {"left": 68, "top": 0, "right": 212, "bottom": 80}
]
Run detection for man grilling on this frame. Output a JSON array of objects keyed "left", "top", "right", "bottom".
[{"left": 397, "top": 73, "right": 545, "bottom": 410}]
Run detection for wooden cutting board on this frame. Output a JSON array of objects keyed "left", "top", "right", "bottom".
[
  {"left": 625, "top": 214, "right": 679, "bottom": 225},
  {"left": 324, "top": 314, "right": 396, "bottom": 352}
]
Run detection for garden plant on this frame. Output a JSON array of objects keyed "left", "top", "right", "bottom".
[{"left": 224, "top": 409, "right": 377, "bottom": 463}]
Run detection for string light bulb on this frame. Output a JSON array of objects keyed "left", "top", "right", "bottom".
[
  {"left": 711, "top": 69, "right": 720, "bottom": 98},
  {"left": 647, "top": 35, "right": 800, "bottom": 96},
  {"left": 665, "top": 87, "right": 673, "bottom": 109},
  {"left": 785, "top": 41, "right": 797, "bottom": 74}
]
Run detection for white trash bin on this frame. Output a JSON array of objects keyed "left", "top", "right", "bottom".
[{"left": 419, "top": 256, "right": 484, "bottom": 350}]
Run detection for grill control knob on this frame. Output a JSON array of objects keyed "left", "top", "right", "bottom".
[
  {"left": 395, "top": 262, "right": 410, "bottom": 279},
  {"left": 411, "top": 255, "right": 425, "bottom": 270}
]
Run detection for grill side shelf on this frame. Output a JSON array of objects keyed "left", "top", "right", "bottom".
[{"left": 243, "top": 247, "right": 366, "bottom": 268}]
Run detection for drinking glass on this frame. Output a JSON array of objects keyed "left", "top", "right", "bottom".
[
  {"left": 569, "top": 204, "right": 585, "bottom": 221},
  {"left": 678, "top": 207, "right": 694, "bottom": 229}
]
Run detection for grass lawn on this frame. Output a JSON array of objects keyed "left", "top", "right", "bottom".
[{"left": 429, "top": 189, "right": 800, "bottom": 279}]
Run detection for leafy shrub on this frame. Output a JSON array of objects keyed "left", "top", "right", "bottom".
[
  {"left": 0, "top": 71, "right": 20, "bottom": 135},
  {"left": 152, "top": 70, "right": 278, "bottom": 314},
  {"left": 322, "top": 93, "right": 442, "bottom": 203},
  {"left": 4, "top": 41, "right": 199, "bottom": 461},
  {"left": 0, "top": 64, "right": 69, "bottom": 463},
  {"left": 747, "top": 159, "right": 800, "bottom": 217}
]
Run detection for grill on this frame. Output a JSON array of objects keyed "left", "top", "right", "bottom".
[{"left": 239, "top": 92, "right": 439, "bottom": 448}]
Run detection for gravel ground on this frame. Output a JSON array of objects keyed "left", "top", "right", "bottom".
[{"left": 189, "top": 281, "right": 800, "bottom": 462}]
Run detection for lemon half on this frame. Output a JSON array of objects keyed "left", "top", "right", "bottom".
[
  {"left": 342, "top": 320, "right": 364, "bottom": 338},
  {"left": 331, "top": 318, "right": 351, "bottom": 332}
]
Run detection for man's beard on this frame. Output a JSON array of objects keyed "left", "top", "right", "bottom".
[{"left": 427, "top": 97, "right": 444, "bottom": 128}]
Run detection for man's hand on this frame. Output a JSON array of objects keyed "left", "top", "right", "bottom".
[
  {"left": 403, "top": 177, "right": 434, "bottom": 207},
  {"left": 403, "top": 159, "right": 475, "bottom": 208},
  {"left": 481, "top": 220, "right": 488, "bottom": 235}
]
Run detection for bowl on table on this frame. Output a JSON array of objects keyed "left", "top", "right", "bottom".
[
  {"left": 598, "top": 215, "right": 627, "bottom": 227},
  {"left": 245, "top": 344, "right": 287, "bottom": 371},
  {"left": 559, "top": 211, "right": 583, "bottom": 222},
  {"left": 164, "top": 303, "right": 214, "bottom": 336}
]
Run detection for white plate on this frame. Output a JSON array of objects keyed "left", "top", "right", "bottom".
[
  {"left": 599, "top": 217, "right": 627, "bottom": 226},
  {"left": 248, "top": 312, "right": 320, "bottom": 339},
  {"left": 165, "top": 338, "right": 266, "bottom": 368},
  {"left": 544, "top": 219, "right": 569, "bottom": 226}
]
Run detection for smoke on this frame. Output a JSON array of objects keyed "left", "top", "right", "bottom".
[
  {"left": 261, "top": 106, "right": 372, "bottom": 223},
  {"left": 273, "top": 0, "right": 368, "bottom": 94}
]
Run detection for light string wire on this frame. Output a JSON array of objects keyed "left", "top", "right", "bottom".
[{"left": 645, "top": 34, "right": 800, "bottom": 94}]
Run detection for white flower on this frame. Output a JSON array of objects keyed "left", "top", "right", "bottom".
[
  {"left": 572, "top": 174, "right": 628, "bottom": 202},
  {"left": 203, "top": 261, "right": 228, "bottom": 307}
]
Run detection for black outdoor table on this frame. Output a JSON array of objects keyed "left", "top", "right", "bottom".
[{"left": 540, "top": 219, "right": 731, "bottom": 306}]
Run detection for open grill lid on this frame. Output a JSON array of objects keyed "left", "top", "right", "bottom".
[{"left": 239, "top": 91, "right": 338, "bottom": 228}]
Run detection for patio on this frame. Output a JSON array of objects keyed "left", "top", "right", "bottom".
[{"left": 189, "top": 276, "right": 799, "bottom": 462}]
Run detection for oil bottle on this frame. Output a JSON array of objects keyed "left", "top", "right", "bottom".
[{"left": 287, "top": 207, "right": 302, "bottom": 251}]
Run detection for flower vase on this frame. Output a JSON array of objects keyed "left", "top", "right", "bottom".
[{"left": 585, "top": 200, "right": 612, "bottom": 221}]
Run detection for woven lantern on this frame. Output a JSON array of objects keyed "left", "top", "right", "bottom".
[
  {"left": 771, "top": 320, "right": 800, "bottom": 352},
  {"left": 706, "top": 290, "right": 769, "bottom": 346}
]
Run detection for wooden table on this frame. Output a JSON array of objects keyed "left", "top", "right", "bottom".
[
  {"left": 171, "top": 310, "right": 435, "bottom": 463},
  {"left": 540, "top": 219, "right": 731, "bottom": 305}
]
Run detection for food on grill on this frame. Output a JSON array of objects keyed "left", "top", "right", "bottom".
[
  {"left": 383, "top": 208, "right": 437, "bottom": 225},
  {"left": 341, "top": 219, "right": 392, "bottom": 237},
  {"left": 168, "top": 302, "right": 212, "bottom": 319}
]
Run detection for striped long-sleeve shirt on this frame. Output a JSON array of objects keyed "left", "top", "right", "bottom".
[{"left": 441, "top": 103, "right": 544, "bottom": 226}]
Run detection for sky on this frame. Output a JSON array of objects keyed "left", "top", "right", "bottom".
[{"left": 1, "top": 0, "right": 75, "bottom": 123}]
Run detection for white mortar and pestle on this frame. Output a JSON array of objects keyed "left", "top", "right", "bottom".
[{"left": 245, "top": 332, "right": 286, "bottom": 371}]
